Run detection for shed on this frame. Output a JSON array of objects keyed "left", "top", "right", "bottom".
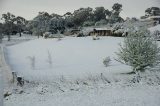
[{"left": 89, "top": 28, "right": 112, "bottom": 36}]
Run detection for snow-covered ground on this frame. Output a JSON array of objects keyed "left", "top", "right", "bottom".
[
  {"left": 4, "top": 82, "right": 160, "bottom": 106},
  {"left": 2, "top": 34, "right": 38, "bottom": 46},
  {"left": 6, "top": 36, "right": 132, "bottom": 82},
  {"left": 3, "top": 34, "right": 160, "bottom": 106}
]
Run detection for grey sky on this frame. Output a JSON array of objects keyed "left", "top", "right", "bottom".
[{"left": 0, "top": 0, "right": 160, "bottom": 20}]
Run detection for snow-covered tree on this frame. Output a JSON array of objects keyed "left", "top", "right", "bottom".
[
  {"left": 108, "top": 3, "right": 124, "bottom": 24},
  {"left": 93, "top": 7, "right": 106, "bottom": 21},
  {"left": 30, "top": 12, "right": 51, "bottom": 38},
  {"left": 1, "top": 12, "right": 16, "bottom": 41},
  {"left": 0, "top": 23, "right": 3, "bottom": 43},
  {"left": 63, "top": 12, "right": 75, "bottom": 28},
  {"left": 73, "top": 7, "right": 93, "bottom": 26},
  {"left": 116, "top": 28, "right": 160, "bottom": 72},
  {"left": 15, "top": 16, "right": 27, "bottom": 37},
  {"left": 49, "top": 17, "right": 65, "bottom": 34}
]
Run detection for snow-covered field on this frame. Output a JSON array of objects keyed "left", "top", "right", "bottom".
[
  {"left": 6, "top": 37, "right": 132, "bottom": 82},
  {"left": 3, "top": 36, "right": 160, "bottom": 106}
]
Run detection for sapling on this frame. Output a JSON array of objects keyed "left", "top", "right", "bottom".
[{"left": 46, "top": 50, "right": 53, "bottom": 67}]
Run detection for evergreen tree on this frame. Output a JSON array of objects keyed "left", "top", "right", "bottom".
[{"left": 116, "top": 28, "right": 160, "bottom": 72}]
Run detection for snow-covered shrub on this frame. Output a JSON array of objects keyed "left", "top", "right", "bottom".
[
  {"left": 83, "top": 21, "right": 95, "bottom": 27},
  {"left": 130, "top": 72, "right": 141, "bottom": 83},
  {"left": 27, "top": 56, "right": 36, "bottom": 69},
  {"left": 92, "top": 35, "right": 100, "bottom": 40},
  {"left": 116, "top": 29, "right": 160, "bottom": 72},
  {"left": 43, "top": 32, "right": 51, "bottom": 39},
  {"left": 95, "top": 19, "right": 108, "bottom": 26},
  {"left": 153, "top": 30, "right": 160, "bottom": 40},
  {"left": 103, "top": 56, "right": 111, "bottom": 67},
  {"left": 57, "top": 37, "right": 62, "bottom": 41}
]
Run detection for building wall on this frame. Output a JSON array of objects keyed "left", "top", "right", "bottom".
[{"left": 89, "top": 30, "right": 112, "bottom": 36}]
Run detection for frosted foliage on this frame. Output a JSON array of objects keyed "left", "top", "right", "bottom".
[
  {"left": 153, "top": 30, "right": 160, "bottom": 40},
  {"left": 103, "top": 56, "right": 111, "bottom": 67},
  {"left": 116, "top": 29, "right": 160, "bottom": 72},
  {"left": 46, "top": 51, "right": 53, "bottom": 67}
]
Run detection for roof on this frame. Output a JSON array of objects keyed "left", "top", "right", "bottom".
[{"left": 93, "top": 28, "right": 112, "bottom": 31}]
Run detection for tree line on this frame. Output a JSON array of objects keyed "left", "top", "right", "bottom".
[
  {"left": 0, "top": 3, "right": 123, "bottom": 40},
  {"left": 141, "top": 7, "right": 160, "bottom": 19},
  {"left": 0, "top": 3, "right": 160, "bottom": 41}
]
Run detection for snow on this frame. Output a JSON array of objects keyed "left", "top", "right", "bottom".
[
  {"left": 149, "top": 24, "right": 160, "bottom": 33},
  {"left": 3, "top": 36, "right": 160, "bottom": 106},
  {"left": 6, "top": 37, "right": 132, "bottom": 82},
  {"left": 4, "top": 74, "right": 160, "bottom": 106}
]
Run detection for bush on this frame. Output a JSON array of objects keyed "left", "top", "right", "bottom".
[
  {"left": 92, "top": 35, "right": 100, "bottom": 40},
  {"left": 116, "top": 29, "right": 160, "bottom": 72},
  {"left": 83, "top": 21, "right": 95, "bottom": 27},
  {"left": 153, "top": 30, "right": 160, "bottom": 40},
  {"left": 103, "top": 56, "right": 111, "bottom": 67},
  {"left": 95, "top": 19, "right": 108, "bottom": 26}
]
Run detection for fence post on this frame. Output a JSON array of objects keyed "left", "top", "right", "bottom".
[{"left": 0, "top": 71, "right": 4, "bottom": 106}]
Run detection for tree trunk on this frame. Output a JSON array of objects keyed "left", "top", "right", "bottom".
[
  {"left": 7, "top": 34, "right": 10, "bottom": 41},
  {"left": 0, "top": 33, "right": 2, "bottom": 43},
  {"left": 19, "top": 32, "right": 21, "bottom": 37},
  {"left": 19, "top": 27, "right": 22, "bottom": 37}
]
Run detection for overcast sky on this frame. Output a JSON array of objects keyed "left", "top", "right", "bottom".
[{"left": 0, "top": 0, "right": 160, "bottom": 20}]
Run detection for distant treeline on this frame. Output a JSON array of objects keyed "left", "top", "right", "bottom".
[{"left": 0, "top": 3, "right": 160, "bottom": 41}]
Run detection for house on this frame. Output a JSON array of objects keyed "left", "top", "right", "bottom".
[{"left": 89, "top": 28, "right": 112, "bottom": 36}]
